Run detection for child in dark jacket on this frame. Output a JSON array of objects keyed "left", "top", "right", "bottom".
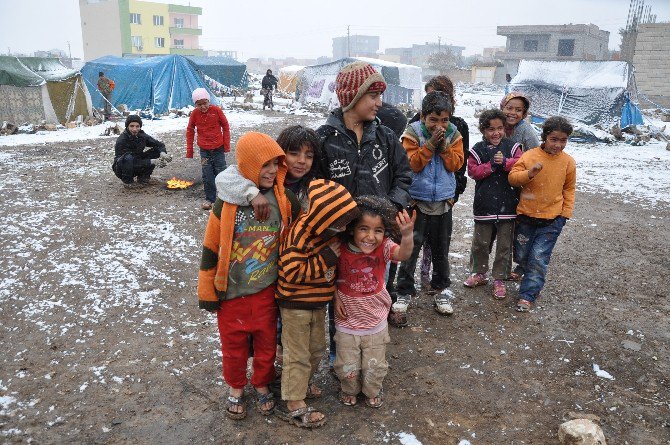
[
  {"left": 112, "top": 115, "right": 171, "bottom": 187},
  {"left": 197, "top": 132, "right": 297, "bottom": 421},
  {"left": 395, "top": 92, "right": 464, "bottom": 321},
  {"left": 274, "top": 179, "right": 359, "bottom": 428},
  {"left": 464, "top": 109, "right": 522, "bottom": 299},
  {"left": 186, "top": 88, "right": 231, "bottom": 210},
  {"left": 316, "top": 61, "right": 413, "bottom": 360}
]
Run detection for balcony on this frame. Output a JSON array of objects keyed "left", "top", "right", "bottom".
[
  {"left": 168, "top": 4, "right": 202, "bottom": 15},
  {"left": 170, "top": 47, "right": 204, "bottom": 56},
  {"left": 169, "top": 26, "right": 202, "bottom": 36}
]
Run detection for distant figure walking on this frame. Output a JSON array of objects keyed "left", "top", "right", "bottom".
[
  {"left": 261, "top": 69, "right": 279, "bottom": 110},
  {"left": 97, "top": 71, "right": 115, "bottom": 120}
]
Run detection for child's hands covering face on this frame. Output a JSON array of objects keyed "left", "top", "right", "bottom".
[{"left": 428, "top": 126, "right": 445, "bottom": 148}]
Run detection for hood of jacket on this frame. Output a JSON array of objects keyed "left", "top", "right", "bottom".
[{"left": 301, "top": 179, "right": 358, "bottom": 236}]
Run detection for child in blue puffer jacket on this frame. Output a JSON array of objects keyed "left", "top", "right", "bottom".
[{"left": 394, "top": 92, "right": 464, "bottom": 325}]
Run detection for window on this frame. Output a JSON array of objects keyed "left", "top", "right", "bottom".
[
  {"left": 523, "top": 40, "right": 538, "bottom": 52},
  {"left": 129, "top": 13, "right": 141, "bottom": 24},
  {"left": 174, "top": 18, "right": 184, "bottom": 28},
  {"left": 174, "top": 39, "right": 184, "bottom": 48},
  {"left": 153, "top": 15, "right": 164, "bottom": 26},
  {"left": 131, "top": 36, "right": 143, "bottom": 50},
  {"left": 558, "top": 39, "right": 575, "bottom": 57},
  {"left": 155, "top": 37, "right": 165, "bottom": 48}
]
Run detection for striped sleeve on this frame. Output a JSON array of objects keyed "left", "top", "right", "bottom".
[{"left": 197, "top": 199, "right": 222, "bottom": 310}]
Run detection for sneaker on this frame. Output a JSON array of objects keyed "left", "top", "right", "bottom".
[
  {"left": 493, "top": 280, "right": 506, "bottom": 300},
  {"left": 463, "top": 273, "right": 488, "bottom": 288},
  {"left": 391, "top": 294, "right": 411, "bottom": 313},
  {"left": 434, "top": 288, "right": 454, "bottom": 315},
  {"left": 507, "top": 271, "right": 523, "bottom": 282},
  {"left": 202, "top": 200, "right": 213, "bottom": 211}
]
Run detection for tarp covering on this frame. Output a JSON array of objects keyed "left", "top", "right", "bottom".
[
  {"left": 298, "top": 57, "right": 423, "bottom": 109},
  {"left": 82, "top": 55, "right": 215, "bottom": 115},
  {"left": 0, "top": 56, "right": 91, "bottom": 124},
  {"left": 510, "top": 60, "right": 633, "bottom": 127},
  {"left": 186, "top": 56, "right": 248, "bottom": 88},
  {"left": 278, "top": 65, "right": 304, "bottom": 94}
]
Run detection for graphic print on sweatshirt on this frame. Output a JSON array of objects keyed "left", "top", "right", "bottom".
[{"left": 229, "top": 210, "right": 281, "bottom": 286}]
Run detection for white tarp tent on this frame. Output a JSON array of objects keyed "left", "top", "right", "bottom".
[
  {"left": 511, "top": 60, "right": 634, "bottom": 126},
  {"left": 298, "top": 57, "right": 422, "bottom": 109}
]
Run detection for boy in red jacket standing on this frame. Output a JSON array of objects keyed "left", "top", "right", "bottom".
[{"left": 186, "top": 88, "right": 231, "bottom": 210}]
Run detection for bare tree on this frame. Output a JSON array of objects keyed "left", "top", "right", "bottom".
[{"left": 426, "top": 49, "right": 460, "bottom": 73}]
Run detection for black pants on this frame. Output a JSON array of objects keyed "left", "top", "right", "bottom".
[
  {"left": 112, "top": 147, "right": 160, "bottom": 184},
  {"left": 396, "top": 208, "right": 453, "bottom": 296}
]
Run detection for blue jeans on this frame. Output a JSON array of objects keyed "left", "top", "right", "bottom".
[
  {"left": 200, "top": 147, "right": 227, "bottom": 203},
  {"left": 514, "top": 217, "right": 566, "bottom": 303}
]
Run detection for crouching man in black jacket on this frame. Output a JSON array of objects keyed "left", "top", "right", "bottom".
[{"left": 112, "top": 115, "right": 172, "bottom": 187}]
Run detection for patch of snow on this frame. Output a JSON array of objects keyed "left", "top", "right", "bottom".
[{"left": 593, "top": 363, "right": 615, "bottom": 380}]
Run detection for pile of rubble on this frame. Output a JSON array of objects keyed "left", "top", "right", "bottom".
[{"left": 1, "top": 116, "right": 104, "bottom": 136}]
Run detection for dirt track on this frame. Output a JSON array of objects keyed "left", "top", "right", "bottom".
[{"left": 0, "top": 111, "right": 668, "bottom": 444}]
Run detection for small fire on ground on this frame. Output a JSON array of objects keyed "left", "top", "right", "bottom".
[{"left": 166, "top": 177, "right": 194, "bottom": 189}]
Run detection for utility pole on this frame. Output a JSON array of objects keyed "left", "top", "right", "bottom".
[
  {"left": 67, "top": 41, "right": 71, "bottom": 59},
  {"left": 438, "top": 36, "right": 441, "bottom": 52},
  {"left": 347, "top": 25, "right": 351, "bottom": 57}
]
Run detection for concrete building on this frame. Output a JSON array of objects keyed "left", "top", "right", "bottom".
[
  {"left": 332, "top": 35, "right": 379, "bottom": 59},
  {"left": 497, "top": 24, "right": 609, "bottom": 76},
  {"left": 385, "top": 42, "right": 465, "bottom": 68},
  {"left": 632, "top": 22, "right": 670, "bottom": 109},
  {"left": 246, "top": 57, "right": 319, "bottom": 75},
  {"left": 79, "top": 0, "right": 203, "bottom": 61}
]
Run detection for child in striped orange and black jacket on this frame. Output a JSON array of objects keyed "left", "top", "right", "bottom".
[{"left": 274, "top": 179, "right": 359, "bottom": 428}]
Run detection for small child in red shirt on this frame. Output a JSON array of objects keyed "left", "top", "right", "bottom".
[
  {"left": 186, "top": 88, "right": 231, "bottom": 210},
  {"left": 333, "top": 196, "right": 415, "bottom": 408}
]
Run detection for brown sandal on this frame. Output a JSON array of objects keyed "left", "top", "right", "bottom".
[
  {"left": 275, "top": 404, "right": 326, "bottom": 428},
  {"left": 225, "top": 394, "right": 247, "bottom": 420}
]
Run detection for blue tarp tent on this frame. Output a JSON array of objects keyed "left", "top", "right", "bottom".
[
  {"left": 511, "top": 60, "right": 640, "bottom": 128},
  {"left": 186, "top": 56, "right": 248, "bottom": 89},
  {"left": 82, "top": 55, "right": 215, "bottom": 115}
]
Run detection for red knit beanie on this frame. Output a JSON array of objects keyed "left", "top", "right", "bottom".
[
  {"left": 336, "top": 61, "right": 386, "bottom": 112},
  {"left": 236, "top": 132, "right": 286, "bottom": 187}
]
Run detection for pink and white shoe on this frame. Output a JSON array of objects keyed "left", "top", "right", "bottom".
[
  {"left": 493, "top": 280, "right": 506, "bottom": 300},
  {"left": 463, "top": 273, "right": 488, "bottom": 288}
]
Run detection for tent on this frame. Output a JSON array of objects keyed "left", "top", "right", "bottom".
[
  {"left": 277, "top": 65, "right": 304, "bottom": 95},
  {"left": 0, "top": 56, "right": 92, "bottom": 125},
  {"left": 81, "top": 55, "right": 215, "bottom": 115},
  {"left": 510, "top": 60, "right": 642, "bottom": 127},
  {"left": 298, "top": 57, "right": 423, "bottom": 109},
  {"left": 186, "top": 56, "right": 248, "bottom": 89}
]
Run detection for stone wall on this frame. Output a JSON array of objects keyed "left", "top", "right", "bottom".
[{"left": 633, "top": 23, "right": 670, "bottom": 109}]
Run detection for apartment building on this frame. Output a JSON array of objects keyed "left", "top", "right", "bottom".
[{"left": 79, "top": 0, "right": 203, "bottom": 61}]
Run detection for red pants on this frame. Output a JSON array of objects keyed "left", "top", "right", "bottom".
[{"left": 216, "top": 285, "right": 277, "bottom": 389}]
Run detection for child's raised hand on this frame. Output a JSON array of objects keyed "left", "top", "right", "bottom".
[
  {"left": 528, "top": 162, "right": 543, "bottom": 179},
  {"left": 329, "top": 240, "right": 341, "bottom": 257},
  {"left": 493, "top": 151, "right": 504, "bottom": 165},
  {"left": 396, "top": 209, "right": 416, "bottom": 238}
]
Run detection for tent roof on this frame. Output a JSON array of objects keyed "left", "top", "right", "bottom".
[
  {"left": 279, "top": 65, "right": 305, "bottom": 74},
  {"left": 514, "top": 60, "right": 629, "bottom": 89},
  {"left": 353, "top": 56, "right": 421, "bottom": 70},
  {"left": 186, "top": 56, "right": 245, "bottom": 67},
  {"left": 0, "top": 56, "right": 80, "bottom": 87}
]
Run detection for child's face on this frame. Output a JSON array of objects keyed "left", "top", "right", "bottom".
[
  {"left": 350, "top": 91, "right": 382, "bottom": 122},
  {"left": 502, "top": 98, "right": 527, "bottom": 127},
  {"left": 285, "top": 144, "right": 314, "bottom": 179},
  {"left": 195, "top": 99, "right": 210, "bottom": 113},
  {"left": 422, "top": 111, "right": 451, "bottom": 135},
  {"left": 128, "top": 122, "right": 141, "bottom": 136},
  {"left": 542, "top": 131, "right": 569, "bottom": 155},
  {"left": 258, "top": 157, "right": 280, "bottom": 189},
  {"left": 483, "top": 118, "right": 505, "bottom": 146},
  {"left": 352, "top": 214, "right": 385, "bottom": 254}
]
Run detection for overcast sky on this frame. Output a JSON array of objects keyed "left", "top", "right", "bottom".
[{"left": 1, "top": 0, "right": 669, "bottom": 60}]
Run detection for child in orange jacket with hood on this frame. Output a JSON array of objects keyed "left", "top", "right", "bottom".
[{"left": 197, "top": 132, "right": 298, "bottom": 421}]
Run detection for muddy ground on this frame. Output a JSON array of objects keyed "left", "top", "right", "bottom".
[{"left": 0, "top": 111, "right": 668, "bottom": 445}]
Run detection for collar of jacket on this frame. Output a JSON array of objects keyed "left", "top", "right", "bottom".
[{"left": 324, "top": 108, "right": 380, "bottom": 146}]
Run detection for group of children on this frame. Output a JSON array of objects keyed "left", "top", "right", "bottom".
[{"left": 194, "top": 61, "right": 577, "bottom": 427}]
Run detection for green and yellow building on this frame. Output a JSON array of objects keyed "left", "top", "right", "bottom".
[{"left": 79, "top": 0, "right": 204, "bottom": 61}]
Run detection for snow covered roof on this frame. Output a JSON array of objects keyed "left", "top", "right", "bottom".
[
  {"left": 514, "top": 60, "right": 629, "bottom": 89},
  {"left": 279, "top": 65, "right": 305, "bottom": 74}
]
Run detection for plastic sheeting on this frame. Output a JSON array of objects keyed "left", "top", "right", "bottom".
[
  {"left": 511, "top": 60, "right": 633, "bottom": 127},
  {"left": 82, "top": 55, "right": 214, "bottom": 115},
  {"left": 278, "top": 65, "right": 304, "bottom": 94},
  {"left": 0, "top": 56, "right": 91, "bottom": 124},
  {"left": 186, "top": 56, "right": 248, "bottom": 88},
  {"left": 298, "top": 57, "right": 423, "bottom": 109}
]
